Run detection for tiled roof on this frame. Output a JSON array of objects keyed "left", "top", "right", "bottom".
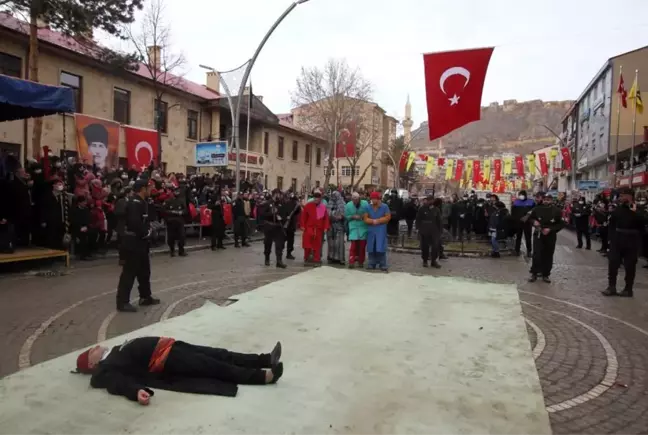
[{"left": 0, "top": 13, "right": 220, "bottom": 100}]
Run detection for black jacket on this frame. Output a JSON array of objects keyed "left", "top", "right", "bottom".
[
  {"left": 415, "top": 204, "right": 442, "bottom": 237},
  {"left": 121, "top": 196, "right": 150, "bottom": 252},
  {"left": 164, "top": 197, "right": 187, "bottom": 224},
  {"left": 89, "top": 337, "right": 237, "bottom": 401},
  {"left": 529, "top": 205, "right": 565, "bottom": 234}
]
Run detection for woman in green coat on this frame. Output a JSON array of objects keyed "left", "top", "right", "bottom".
[{"left": 345, "top": 192, "right": 369, "bottom": 268}]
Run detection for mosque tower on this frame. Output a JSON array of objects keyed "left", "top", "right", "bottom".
[{"left": 403, "top": 95, "right": 413, "bottom": 144}]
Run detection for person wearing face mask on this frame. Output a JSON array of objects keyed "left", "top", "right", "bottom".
[
  {"left": 528, "top": 193, "right": 565, "bottom": 283},
  {"left": 593, "top": 201, "right": 610, "bottom": 255},
  {"left": 603, "top": 188, "right": 644, "bottom": 297},
  {"left": 571, "top": 195, "right": 592, "bottom": 250},
  {"left": 260, "top": 189, "right": 288, "bottom": 268},
  {"left": 511, "top": 190, "right": 535, "bottom": 257},
  {"left": 363, "top": 191, "right": 392, "bottom": 271}
]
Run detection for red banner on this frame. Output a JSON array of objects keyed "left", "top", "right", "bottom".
[
  {"left": 334, "top": 121, "right": 357, "bottom": 157},
  {"left": 515, "top": 155, "right": 525, "bottom": 178},
  {"left": 438, "top": 157, "right": 445, "bottom": 167},
  {"left": 454, "top": 159, "right": 464, "bottom": 181},
  {"left": 473, "top": 160, "right": 481, "bottom": 183},
  {"left": 199, "top": 205, "right": 211, "bottom": 226},
  {"left": 539, "top": 153, "right": 548, "bottom": 176},
  {"left": 494, "top": 159, "right": 502, "bottom": 181},
  {"left": 398, "top": 151, "right": 408, "bottom": 172},
  {"left": 560, "top": 147, "right": 572, "bottom": 171},
  {"left": 419, "top": 154, "right": 428, "bottom": 161},
  {"left": 124, "top": 126, "right": 159, "bottom": 170},
  {"left": 423, "top": 47, "right": 494, "bottom": 140}
]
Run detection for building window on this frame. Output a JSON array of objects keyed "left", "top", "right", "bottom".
[
  {"left": 292, "top": 140, "right": 298, "bottom": 161},
  {"left": 291, "top": 178, "right": 297, "bottom": 191},
  {"left": 264, "top": 174, "right": 268, "bottom": 188},
  {"left": 324, "top": 167, "right": 335, "bottom": 176},
  {"left": 113, "top": 87, "right": 130, "bottom": 124},
  {"left": 315, "top": 180, "right": 320, "bottom": 188},
  {"left": 263, "top": 132, "right": 269, "bottom": 155},
  {"left": 60, "top": 71, "right": 82, "bottom": 112},
  {"left": 341, "top": 166, "right": 360, "bottom": 177},
  {"left": 154, "top": 99, "right": 168, "bottom": 134},
  {"left": 187, "top": 110, "right": 198, "bottom": 140},
  {"left": 316, "top": 147, "right": 321, "bottom": 166},
  {"left": 277, "top": 136, "right": 284, "bottom": 159},
  {"left": 305, "top": 144, "right": 311, "bottom": 163},
  {"left": 0, "top": 52, "right": 21, "bottom": 77},
  {"left": 277, "top": 176, "right": 283, "bottom": 190}
]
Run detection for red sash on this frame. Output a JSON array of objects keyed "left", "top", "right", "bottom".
[{"left": 148, "top": 337, "right": 176, "bottom": 373}]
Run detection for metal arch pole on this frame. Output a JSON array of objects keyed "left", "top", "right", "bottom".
[
  {"left": 233, "top": 1, "right": 304, "bottom": 195},
  {"left": 218, "top": 76, "right": 237, "bottom": 182}
]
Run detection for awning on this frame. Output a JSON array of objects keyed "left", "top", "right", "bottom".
[{"left": 0, "top": 74, "right": 75, "bottom": 122}]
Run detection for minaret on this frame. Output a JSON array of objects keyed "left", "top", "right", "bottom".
[{"left": 403, "top": 95, "right": 413, "bottom": 144}]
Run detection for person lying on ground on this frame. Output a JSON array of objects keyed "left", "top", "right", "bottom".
[{"left": 73, "top": 336, "right": 283, "bottom": 405}]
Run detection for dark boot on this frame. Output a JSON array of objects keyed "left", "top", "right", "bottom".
[
  {"left": 618, "top": 288, "right": 634, "bottom": 298},
  {"left": 431, "top": 262, "right": 442, "bottom": 269},
  {"left": 242, "top": 240, "right": 251, "bottom": 247},
  {"left": 169, "top": 248, "right": 176, "bottom": 257},
  {"left": 234, "top": 239, "right": 240, "bottom": 248},
  {"left": 286, "top": 252, "right": 295, "bottom": 260},
  {"left": 265, "top": 255, "right": 270, "bottom": 266},
  {"left": 601, "top": 287, "right": 617, "bottom": 296},
  {"left": 528, "top": 275, "right": 538, "bottom": 283},
  {"left": 179, "top": 247, "right": 188, "bottom": 257},
  {"left": 117, "top": 303, "right": 137, "bottom": 313},
  {"left": 542, "top": 276, "right": 551, "bottom": 283},
  {"left": 139, "top": 296, "right": 161, "bottom": 306},
  {"left": 422, "top": 260, "right": 429, "bottom": 267},
  {"left": 276, "top": 256, "right": 287, "bottom": 269}
]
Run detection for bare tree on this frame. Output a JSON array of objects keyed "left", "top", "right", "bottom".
[
  {"left": 340, "top": 111, "right": 381, "bottom": 188},
  {"left": 125, "top": 0, "right": 186, "bottom": 166},
  {"left": 291, "top": 59, "right": 372, "bottom": 188}
]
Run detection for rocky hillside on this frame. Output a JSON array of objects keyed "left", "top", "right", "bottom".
[{"left": 410, "top": 99, "right": 574, "bottom": 156}]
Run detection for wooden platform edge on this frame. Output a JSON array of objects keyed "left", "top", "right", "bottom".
[{"left": 0, "top": 250, "right": 70, "bottom": 267}]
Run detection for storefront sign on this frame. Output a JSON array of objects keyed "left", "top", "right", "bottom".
[
  {"left": 632, "top": 172, "right": 648, "bottom": 186},
  {"left": 577, "top": 180, "right": 600, "bottom": 190},
  {"left": 227, "top": 152, "right": 261, "bottom": 165}
]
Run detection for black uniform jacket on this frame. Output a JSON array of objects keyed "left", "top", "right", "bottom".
[{"left": 90, "top": 337, "right": 238, "bottom": 401}]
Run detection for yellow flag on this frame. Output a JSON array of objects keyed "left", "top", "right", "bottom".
[
  {"left": 483, "top": 159, "right": 491, "bottom": 182},
  {"left": 549, "top": 149, "right": 558, "bottom": 161},
  {"left": 503, "top": 157, "right": 513, "bottom": 175},
  {"left": 445, "top": 159, "right": 454, "bottom": 180},
  {"left": 424, "top": 157, "right": 435, "bottom": 176},
  {"left": 527, "top": 154, "right": 536, "bottom": 176},
  {"left": 460, "top": 179, "right": 465, "bottom": 188},
  {"left": 406, "top": 152, "right": 416, "bottom": 171},
  {"left": 466, "top": 160, "right": 473, "bottom": 180},
  {"left": 629, "top": 75, "right": 644, "bottom": 115}
]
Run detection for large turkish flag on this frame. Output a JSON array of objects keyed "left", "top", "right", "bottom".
[
  {"left": 423, "top": 47, "right": 494, "bottom": 140},
  {"left": 124, "top": 126, "right": 159, "bottom": 170}
]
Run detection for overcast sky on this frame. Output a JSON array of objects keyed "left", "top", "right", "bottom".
[{"left": 118, "top": 0, "right": 648, "bottom": 131}]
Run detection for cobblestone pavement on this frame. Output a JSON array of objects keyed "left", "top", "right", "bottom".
[{"left": 1, "top": 231, "right": 647, "bottom": 434}]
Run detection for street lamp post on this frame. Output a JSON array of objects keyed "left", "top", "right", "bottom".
[{"left": 201, "top": 0, "right": 310, "bottom": 193}]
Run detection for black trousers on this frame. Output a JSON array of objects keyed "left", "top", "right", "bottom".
[
  {"left": 264, "top": 229, "right": 285, "bottom": 259},
  {"left": 234, "top": 218, "right": 248, "bottom": 244},
  {"left": 576, "top": 227, "right": 591, "bottom": 248},
  {"left": 75, "top": 230, "right": 95, "bottom": 258},
  {"left": 166, "top": 221, "right": 186, "bottom": 252},
  {"left": 599, "top": 227, "right": 609, "bottom": 251},
  {"left": 14, "top": 217, "right": 30, "bottom": 247},
  {"left": 0, "top": 222, "right": 15, "bottom": 253},
  {"left": 530, "top": 232, "right": 557, "bottom": 277},
  {"left": 116, "top": 249, "right": 152, "bottom": 307},
  {"left": 211, "top": 221, "right": 225, "bottom": 248},
  {"left": 165, "top": 341, "right": 268, "bottom": 385},
  {"left": 608, "top": 237, "right": 639, "bottom": 290},
  {"left": 406, "top": 219, "right": 414, "bottom": 237},
  {"left": 286, "top": 228, "right": 296, "bottom": 254},
  {"left": 420, "top": 234, "right": 439, "bottom": 262},
  {"left": 515, "top": 224, "right": 533, "bottom": 254}
]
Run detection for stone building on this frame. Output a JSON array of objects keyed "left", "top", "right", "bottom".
[{"left": 0, "top": 13, "right": 326, "bottom": 191}]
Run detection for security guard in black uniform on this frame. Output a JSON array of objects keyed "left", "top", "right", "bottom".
[
  {"left": 164, "top": 188, "right": 188, "bottom": 257},
  {"left": 284, "top": 193, "right": 301, "bottom": 260},
  {"left": 261, "top": 189, "right": 287, "bottom": 268},
  {"left": 415, "top": 194, "right": 442, "bottom": 268},
  {"left": 116, "top": 180, "right": 161, "bottom": 312},
  {"left": 603, "top": 187, "right": 643, "bottom": 297},
  {"left": 528, "top": 193, "right": 565, "bottom": 283}
]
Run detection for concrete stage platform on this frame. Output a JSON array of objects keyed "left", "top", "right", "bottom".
[{"left": 0, "top": 268, "right": 550, "bottom": 434}]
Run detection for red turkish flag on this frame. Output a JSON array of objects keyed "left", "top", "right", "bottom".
[
  {"left": 398, "top": 151, "right": 408, "bottom": 172},
  {"left": 560, "top": 147, "right": 572, "bottom": 171},
  {"left": 494, "top": 159, "right": 502, "bottom": 181},
  {"left": 515, "top": 155, "right": 525, "bottom": 178},
  {"left": 125, "top": 126, "right": 159, "bottom": 170},
  {"left": 423, "top": 47, "right": 494, "bottom": 140},
  {"left": 334, "top": 121, "right": 357, "bottom": 157},
  {"left": 454, "top": 159, "right": 464, "bottom": 181},
  {"left": 473, "top": 160, "right": 481, "bottom": 183},
  {"left": 539, "top": 153, "right": 548, "bottom": 176},
  {"left": 437, "top": 157, "right": 445, "bottom": 167}
]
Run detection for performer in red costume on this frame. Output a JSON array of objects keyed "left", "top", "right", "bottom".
[
  {"left": 74, "top": 337, "right": 284, "bottom": 405},
  {"left": 300, "top": 189, "right": 330, "bottom": 266}
]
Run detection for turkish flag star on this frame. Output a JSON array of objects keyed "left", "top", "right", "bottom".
[{"left": 423, "top": 47, "right": 494, "bottom": 140}]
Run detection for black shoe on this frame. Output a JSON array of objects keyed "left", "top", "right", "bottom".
[
  {"left": 276, "top": 261, "right": 287, "bottom": 269},
  {"left": 423, "top": 261, "right": 429, "bottom": 267},
  {"left": 576, "top": 245, "right": 582, "bottom": 249},
  {"left": 514, "top": 250, "right": 521, "bottom": 256},
  {"left": 242, "top": 242, "right": 251, "bottom": 247},
  {"left": 286, "top": 253, "right": 295, "bottom": 260},
  {"left": 218, "top": 245, "right": 226, "bottom": 250},
  {"left": 528, "top": 275, "right": 538, "bottom": 283},
  {"left": 586, "top": 246, "right": 591, "bottom": 250},
  {"left": 179, "top": 251, "right": 188, "bottom": 257},
  {"left": 170, "top": 250, "right": 176, "bottom": 257},
  {"left": 211, "top": 246, "right": 217, "bottom": 251},
  {"left": 618, "top": 289, "right": 634, "bottom": 298},
  {"left": 439, "top": 254, "right": 448, "bottom": 260},
  {"left": 542, "top": 276, "right": 551, "bottom": 283},
  {"left": 527, "top": 251, "right": 532, "bottom": 258},
  {"left": 269, "top": 362, "right": 284, "bottom": 384},
  {"left": 491, "top": 252, "right": 501, "bottom": 258},
  {"left": 139, "top": 297, "right": 160, "bottom": 306},
  {"left": 117, "top": 303, "right": 138, "bottom": 313},
  {"left": 602, "top": 287, "right": 617, "bottom": 296},
  {"left": 270, "top": 341, "right": 282, "bottom": 366},
  {"left": 431, "top": 262, "right": 442, "bottom": 269},
  {"left": 265, "top": 257, "right": 270, "bottom": 266},
  {"left": 235, "top": 243, "right": 240, "bottom": 248}
]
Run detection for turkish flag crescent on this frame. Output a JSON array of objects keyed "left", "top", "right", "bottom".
[
  {"left": 398, "top": 151, "right": 408, "bottom": 172},
  {"left": 423, "top": 47, "right": 494, "bottom": 140},
  {"left": 125, "top": 126, "right": 159, "bottom": 170},
  {"left": 560, "top": 147, "right": 572, "bottom": 171},
  {"left": 473, "top": 160, "right": 481, "bottom": 183},
  {"left": 515, "top": 155, "right": 525, "bottom": 178},
  {"left": 539, "top": 153, "right": 548, "bottom": 176}
]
